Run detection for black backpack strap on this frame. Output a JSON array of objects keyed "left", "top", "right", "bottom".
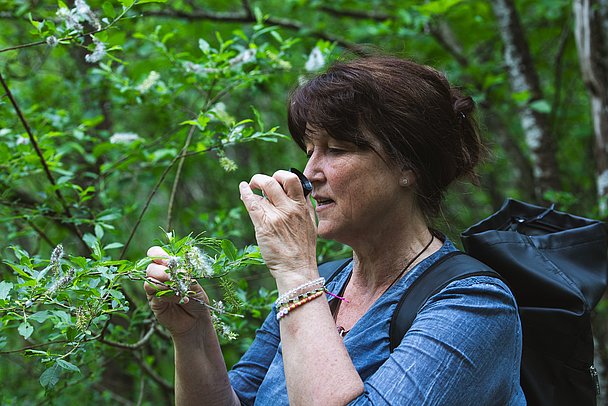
[
  {"left": 389, "top": 251, "right": 501, "bottom": 352},
  {"left": 318, "top": 258, "right": 353, "bottom": 284}
]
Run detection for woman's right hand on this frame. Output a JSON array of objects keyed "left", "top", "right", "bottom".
[{"left": 144, "top": 246, "right": 211, "bottom": 337}]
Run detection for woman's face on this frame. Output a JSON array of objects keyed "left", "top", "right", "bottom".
[{"left": 303, "top": 130, "right": 407, "bottom": 245}]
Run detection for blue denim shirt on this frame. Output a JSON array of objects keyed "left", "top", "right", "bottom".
[{"left": 229, "top": 240, "right": 526, "bottom": 405}]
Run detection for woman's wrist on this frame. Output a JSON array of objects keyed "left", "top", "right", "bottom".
[
  {"left": 170, "top": 310, "right": 214, "bottom": 346},
  {"left": 273, "top": 267, "right": 320, "bottom": 294}
]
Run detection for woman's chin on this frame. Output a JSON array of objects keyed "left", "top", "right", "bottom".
[{"left": 317, "top": 221, "right": 345, "bottom": 242}]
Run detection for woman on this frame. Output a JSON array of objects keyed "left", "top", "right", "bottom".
[{"left": 145, "top": 55, "right": 525, "bottom": 405}]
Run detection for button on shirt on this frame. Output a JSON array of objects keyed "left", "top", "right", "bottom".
[{"left": 229, "top": 240, "right": 526, "bottom": 405}]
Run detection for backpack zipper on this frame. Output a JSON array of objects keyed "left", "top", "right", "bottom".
[{"left": 590, "top": 365, "right": 600, "bottom": 396}]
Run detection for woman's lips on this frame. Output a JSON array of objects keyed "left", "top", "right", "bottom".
[{"left": 314, "top": 198, "right": 335, "bottom": 211}]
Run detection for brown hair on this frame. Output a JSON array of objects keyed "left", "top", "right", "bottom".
[{"left": 287, "top": 55, "right": 483, "bottom": 219}]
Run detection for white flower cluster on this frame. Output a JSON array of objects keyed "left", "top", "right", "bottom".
[
  {"left": 110, "top": 132, "right": 140, "bottom": 144},
  {"left": 136, "top": 71, "right": 161, "bottom": 94},
  {"left": 167, "top": 256, "right": 181, "bottom": 270},
  {"left": 85, "top": 35, "right": 106, "bottom": 64},
  {"left": 55, "top": 0, "right": 101, "bottom": 32},
  {"left": 219, "top": 156, "right": 238, "bottom": 172},
  {"left": 43, "top": 244, "right": 72, "bottom": 296},
  {"left": 228, "top": 49, "right": 256, "bottom": 66},
  {"left": 184, "top": 247, "right": 214, "bottom": 278},
  {"left": 47, "top": 269, "right": 74, "bottom": 297},
  {"left": 305, "top": 47, "right": 325, "bottom": 72},
  {"left": 50, "top": 244, "right": 64, "bottom": 265},
  {"left": 211, "top": 312, "right": 238, "bottom": 341},
  {"left": 182, "top": 61, "right": 220, "bottom": 75},
  {"left": 46, "top": 36, "right": 59, "bottom": 48}
]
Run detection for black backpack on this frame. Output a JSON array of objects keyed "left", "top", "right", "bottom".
[{"left": 318, "top": 199, "right": 608, "bottom": 406}]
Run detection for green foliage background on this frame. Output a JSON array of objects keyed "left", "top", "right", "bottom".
[{"left": 0, "top": 0, "right": 605, "bottom": 404}]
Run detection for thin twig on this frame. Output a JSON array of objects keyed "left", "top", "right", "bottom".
[
  {"left": 549, "top": 18, "right": 571, "bottom": 137},
  {"left": 0, "top": 72, "right": 89, "bottom": 251},
  {"left": 144, "top": 8, "right": 357, "bottom": 51},
  {"left": 136, "top": 373, "right": 145, "bottom": 406},
  {"left": 25, "top": 219, "right": 56, "bottom": 247},
  {"left": 119, "top": 151, "right": 182, "bottom": 259},
  {"left": 318, "top": 5, "right": 390, "bottom": 21},
  {"left": 119, "top": 139, "right": 228, "bottom": 259},
  {"left": 166, "top": 125, "right": 196, "bottom": 231},
  {"left": 426, "top": 20, "right": 469, "bottom": 68},
  {"left": 99, "top": 324, "right": 156, "bottom": 350},
  {"left": 242, "top": 0, "right": 254, "bottom": 19},
  {"left": 0, "top": 332, "right": 102, "bottom": 355},
  {"left": 133, "top": 351, "right": 173, "bottom": 391}
]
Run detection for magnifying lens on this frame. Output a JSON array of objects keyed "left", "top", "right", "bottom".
[{"left": 290, "top": 168, "right": 313, "bottom": 197}]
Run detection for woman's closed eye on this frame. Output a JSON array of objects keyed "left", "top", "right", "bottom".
[{"left": 327, "top": 147, "right": 346, "bottom": 155}]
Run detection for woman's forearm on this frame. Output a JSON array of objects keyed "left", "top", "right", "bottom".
[
  {"left": 172, "top": 312, "right": 240, "bottom": 406},
  {"left": 278, "top": 289, "right": 364, "bottom": 405}
]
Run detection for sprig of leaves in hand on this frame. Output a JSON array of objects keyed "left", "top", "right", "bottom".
[{"left": 143, "top": 229, "right": 263, "bottom": 340}]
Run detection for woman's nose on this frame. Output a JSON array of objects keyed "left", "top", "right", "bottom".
[{"left": 303, "top": 153, "right": 325, "bottom": 184}]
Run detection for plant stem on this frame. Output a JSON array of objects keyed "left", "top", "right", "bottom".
[
  {"left": 119, "top": 150, "right": 182, "bottom": 259},
  {"left": 99, "top": 324, "right": 156, "bottom": 350},
  {"left": 166, "top": 125, "right": 196, "bottom": 231}
]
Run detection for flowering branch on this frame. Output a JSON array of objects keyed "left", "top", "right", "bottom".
[{"left": 0, "top": 2, "right": 132, "bottom": 54}]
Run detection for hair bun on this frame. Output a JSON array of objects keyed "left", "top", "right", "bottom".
[{"left": 452, "top": 93, "right": 475, "bottom": 118}]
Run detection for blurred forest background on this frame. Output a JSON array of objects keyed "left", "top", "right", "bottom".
[{"left": 1, "top": 0, "right": 607, "bottom": 404}]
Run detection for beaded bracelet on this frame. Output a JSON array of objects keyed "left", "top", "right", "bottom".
[
  {"left": 276, "top": 289, "right": 325, "bottom": 320},
  {"left": 275, "top": 277, "right": 325, "bottom": 307},
  {"left": 277, "top": 287, "right": 325, "bottom": 311}
]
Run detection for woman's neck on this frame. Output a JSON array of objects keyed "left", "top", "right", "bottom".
[{"left": 349, "top": 220, "right": 438, "bottom": 292}]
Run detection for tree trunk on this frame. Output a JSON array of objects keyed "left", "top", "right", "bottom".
[
  {"left": 573, "top": 0, "right": 608, "bottom": 215},
  {"left": 491, "top": 0, "right": 561, "bottom": 200}
]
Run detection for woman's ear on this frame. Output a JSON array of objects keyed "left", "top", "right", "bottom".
[{"left": 399, "top": 169, "right": 416, "bottom": 187}]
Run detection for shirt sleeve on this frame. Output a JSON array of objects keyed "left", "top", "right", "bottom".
[
  {"left": 229, "top": 307, "right": 281, "bottom": 406},
  {"left": 348, "top": 276, "right": 524, "bottom": 406}
]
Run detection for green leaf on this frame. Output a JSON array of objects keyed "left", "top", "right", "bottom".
[
  {"left": 18, "top": 321, "right": 34, "bottom": 339},
  {"left": 83, "top": 233, "right": 97, "bottom": 249},
  {"left": 529, "top": 99, "right": 551, "bottom": 114},
  {"left": 199, "top": 38, "right": 210, "bottom": 54},
  {"left": 0, "top": 281, "right": 13, "bottom": 300},
  {"left": 221, "top": 240, "right": 238, "bottom": 261},
  {"left": 40, "top": 363, "right": 61, "bottom": 389},
  {"left": 156, "top": 290, "right": 174, "bottom": 297},
  {"left": 102, "top": 0, "right": 116, "bottom": 17},
  {"left": 95, "top": 224, "right": 105, "bottom": 240},
  {"left": 30, "top": 311, "right": 52, "bottom": 323},
  {"left": 511, "top": 90, "right": 531, "bottom": 104},
  {"left": 138, "top": 0, "right": 167, "bottom": 3},
  {"left": 6, "top": 263, "right": 34, "bottom": 280},
  {"left": 57, "top": 359, "right": 80, "bottom": 373},
  {"left": 415, "top": 0, "right": 464, "bottom": 15},
  {"left": 69, "top": 256, "right": 88, "bottom": 268},
  {"left": 103, "top": 242, "right": 124, "bottom": 250},
  {"left": 119, "top": 0, "right": 134, "bottom": 7}
]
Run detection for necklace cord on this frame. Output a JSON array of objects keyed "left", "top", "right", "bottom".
[
  {"left": 333, "top": 233, "right": 436, "bottom": 336},
  {"left": 384, "top": 233, "right": 435, "bottom": 293}
]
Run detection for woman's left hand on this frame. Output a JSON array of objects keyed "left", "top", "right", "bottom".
[{"left": 239, "top": 170, "right": 318, "bottom": 284}]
